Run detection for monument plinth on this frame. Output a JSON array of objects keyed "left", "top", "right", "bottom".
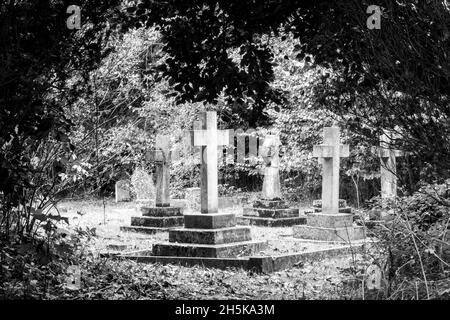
[
  {"left": 239, "top": 135, "right": 305, "bottom": 227},
  {"left": 311, "top": 199, "right": 352, "bottom": 214},
  {"left": 121, "top": 135, "right": 184, "bottom": 234},
  {"left": 152, "top": 111, "right": 266, "bottom": 258},
  {"left": 293, "top": 126, "right": 365, "bottom": 242}
]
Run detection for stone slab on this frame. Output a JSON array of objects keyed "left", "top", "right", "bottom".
[
  {"left": 293, "top": 224, "right": 366, "bottom": 242},
  {"left": 313, "top": 207, "right": 352, "bottom": 214},
  {"left": 120, "top": 226, "right": 171, "bottom": 234},
  {"left": 168, "top": 227, "right": 251, "bottom": 245},
  {"left": 313, "top": 199, "right": 347, "bottom": 208},
  {"left": 238, "top": 216, "right": 307, "bottom": 227},
  {"left": 152, "top": 240, "right": 267, "bottom": 258},
  {"left": 141, "top": 206, "right": 183, "bottom": 217},
  {"left": 112, "top": 243, "right": 365, "bottom": 273},
  {"left": 219, "top": 196, "right": 248, "bottom": 208},
  {"left": 306, "top": 213, "right": 353, "bottom": 228},
  {"left": 131, "top": 216, "right": 184, "bottom": 228},
  {"left": 184, "top": 213, "right": 236, "bottom": 229},
  {"left": 243, "top": 207, "right": 299, "bottom": 219},
  {"left": 252, "top": 199, "right": 287, "bottom": 209}
]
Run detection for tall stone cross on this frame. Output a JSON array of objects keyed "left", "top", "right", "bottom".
[
  {"left": 378, "top": 133, "right": 404, "bottom": 198},
  {"left": 191, "top": 111, "right": 230, "bottom": 213},
  {"left": 313, "top": 126, "right": 349, "bottom": 214},
  {"left": 146, "top": 134, "right": 171, "bottom": 207}
]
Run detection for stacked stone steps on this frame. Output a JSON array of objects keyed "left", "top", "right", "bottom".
[
  {"left": 239, "top": 199, "right": 304, "bottom": 227},
  {"left": 152, "top": 213, "right": 267, "bottom": 258},
  {"left": 120, "top": 205, "right": 184, "bottom": 234},
  {"left": 293, "top": 213, "right": 365, "bottom": 242},
  {"left": 311, "top": 199, "right": 352, "bottom": 214}
]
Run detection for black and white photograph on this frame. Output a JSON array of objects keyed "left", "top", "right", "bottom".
[{"left": 1, "top": 0, "right": 449, "bottom": 310}]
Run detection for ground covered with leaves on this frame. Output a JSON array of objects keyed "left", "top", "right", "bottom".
[{"left": 2, "top": 198, "right": 448, "bottom": 300}]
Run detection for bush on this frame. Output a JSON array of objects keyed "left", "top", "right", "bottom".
[{"left": 369, "top": 180, "right": 450, "bottom": 299}]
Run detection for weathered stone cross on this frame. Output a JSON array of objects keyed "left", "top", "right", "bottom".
[
  {"left": 191, "top": 111, "right": 230, "bottom": 213},
  {"left": 378, "top": 133, "right": 404, "bottom": 198},
  {"left": 313, "top": 126, "right": 349, "bottom": 214},
  {"left": 146, "top": 134, "right": 171, "bottom": 207}
]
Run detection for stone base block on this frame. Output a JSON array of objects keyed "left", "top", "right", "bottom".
[
  {"left": 120, "top": 226, "right": 170, "bottom": 234},
  {"left": 141, "top": 206, "right": 183, "bottom": 217},
  {"left": 253, "top": 199, "right": 287, "bottom": 209},
  {"left": 313, "top": 207, "right": 352, "bottom": 214},
  {"left": 219, "top": 196, "right": 248, "bottom": 208},
  {"left": 184, "top": 213, "right": 236, "bottom": 229},
  {"left": 306, "top": 213, "right": 353, "bottom": 228},
  {"left": 313, "top": 199, "right": 348, "bottom": 208},
  {"left": 238, "top": 216, "right": 307, "bottom": 227},
  {"left": 293, "top": 225, "right": 366, "bottom": 242},
  {"left": 131, "top": 216, "right": 184, "bottom": 228},
  {"left": 152, "top": 240, "right": 267, "bottom": 258},
  {"left": 169, "top": 227, "right": 251, "bottom": 245},
  {"left": 243, "top": 207, "right": 299, "bottom": 219}
]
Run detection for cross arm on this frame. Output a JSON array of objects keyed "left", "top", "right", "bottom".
[{"left": 313, "top": 145, "right": 349, "bottom": 158}]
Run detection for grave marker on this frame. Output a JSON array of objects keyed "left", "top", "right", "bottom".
[
  {"left": 312, "top": 126, "right": 349, "bottom": 214},
  {"left": 293, "top": 126, "right": 365, "bottom": 242},
  {"left": 121, "top": 135, "right": 184, "bottom": 234},
  {"left": 240, "top": 135, "right": 304, "bottom": 227},
  {"left": 378, "top": 133, "right": 404, "bottom": 199},
  {"left": 152, "top": 111, "right": 266, "bottom": 258},
  {"left": 191, "top": 111, "right": 230, "bottom": 213}
]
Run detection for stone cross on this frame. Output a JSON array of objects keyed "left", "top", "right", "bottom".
[
  {"left": 146, "top": 134, "right": 171, "bottom": 207},
  {"left": 191, "top": 111, "right": 230, "bottom": 213},
  {"left": 260, "top": 135, "right": 282, "bottom": 200},
  {"left": 378, "top": 133, "right": 404, "bottom": 198},
  {"left": 313, "top": 126, "right": 349, "bottom": 214}
]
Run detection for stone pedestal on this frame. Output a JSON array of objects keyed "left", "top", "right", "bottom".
[
  {"left": 185, "top": 187, "right": 201, "bottom": 211},
  {"left": 239, "top": 199, "right": 306, "bottom": 227},
  {"left": 153, "top": 213, "right": 266, "bottom": 258},
  {"left": 121, "top": 205, "right": 184, "bottom": 234},
  {"left": 293, "top": 212, "right": 365, "bottom": 242},
  {"left": 311, "top": 199, "right": 352, "bottom": 214}
]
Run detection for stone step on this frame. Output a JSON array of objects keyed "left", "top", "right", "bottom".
[
  {"left": 120, "top": 226, "right": 170, "bottom": 234},
  {"left": 168, "top": 226, "right": 251, "bottom": 245},
  {"left": 293, "top": 225, "right": 366, "bottom": 242},
  {"left": 238, "top": 216, "right": 307, "bottom": 227},
  {"left": 252, "top": 199, "right": 288, "bottom": 209},
  {"left": 152, "top": 240, "right": 267, "bottom": 258},
  {"left": 184, "top": 213, "right": 236, "bottom": 229},
  {"left": 306, "top": 213, "right": 353, "bottom": 228},
  {"left": 313, "top": 199, "right": 348, "bottom": 208},
  {"left": 131, "top": 216, "right": 184, "bottom": 228},
  {"left": 141, "top": 206, "right": 183, "bottom": 217},
  {"left": 243, "top": 207, "right": 299, "bottom": 219},
  {"left": 313, "top": 207, "right": 352, "bottom": 214}
]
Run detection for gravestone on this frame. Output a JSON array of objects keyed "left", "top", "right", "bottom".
[
  {"left": 293, "top": 126, "right": 365, "bottom": 242},
  {"left": 240, "top": 135, "right": 305, "bottom": 227},
  {"left": 152, "top": 111, "right": 266, "bottom": 258},
  {"left": 378, "top": 133, "right": 404, "bottom": 199},
  {"left": 115, "top": 180, "right": 131, "bottom": 202},
  {"left": 121, "top": 135, "right": 184, "bottom": 234}
]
